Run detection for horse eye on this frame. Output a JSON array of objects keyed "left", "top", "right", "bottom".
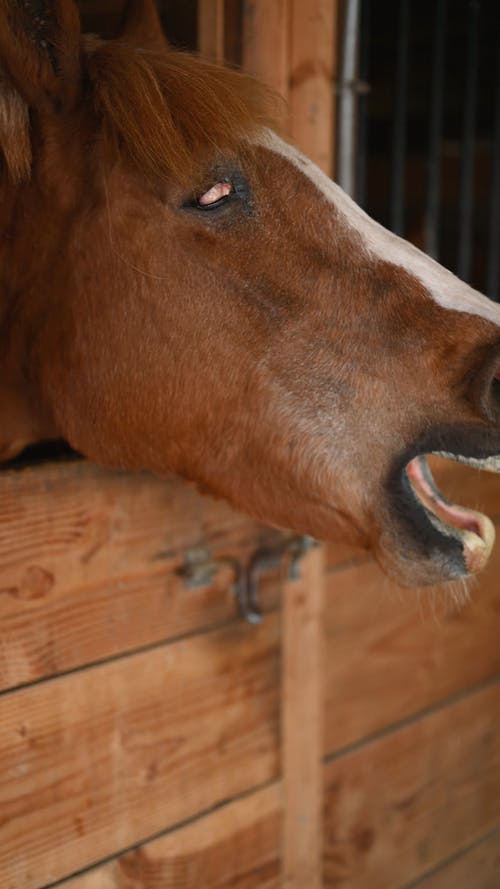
[{"left": 197, "top": 180, "right": 234, "bottom": 208}]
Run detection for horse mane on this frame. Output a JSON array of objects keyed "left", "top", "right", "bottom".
[
  {"left": 85, "top": 38, "right": 281, "bottom": 188},
  {"left": 0, "top": 34, "right": 280, "bottom": 188}
]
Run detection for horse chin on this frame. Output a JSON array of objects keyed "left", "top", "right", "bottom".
[{"left": 381, "top": 446, "right": 500, "bottom": 587}]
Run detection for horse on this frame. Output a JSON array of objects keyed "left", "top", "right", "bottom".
[{"left": 1, "top": 0, "right": 500, "bottom": 590}]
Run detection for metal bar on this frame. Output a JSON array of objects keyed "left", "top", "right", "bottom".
[
  {"left": 457, "top": 0, "right": 480, "bottom": 283},
  {"left": 337, "top": 0, "right": 361, "bottom": 195},
  {"left": 390, "top": 0, "right": 411, "bottom": 236},
  {"left": 487, "top": 30, "right": 500, "bottom": 300},
  {"left": 355, "top": 0, "right": 370, "bottom": 208},
  {"left": 424, "top": 0, "right": 447, "bottom": 259}
]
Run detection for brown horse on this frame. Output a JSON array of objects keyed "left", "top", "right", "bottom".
[{"left": 1, "top": 0, "right": 500, "bottom": 588}]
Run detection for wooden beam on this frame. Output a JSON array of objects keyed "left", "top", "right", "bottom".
[
  {"left": 242, "top": 0, "right": 337, "bottom": 173},
  {"left": 282, "top": 545, "right": 325, "bottom": 889},
  {"left": 241, "top": 10, "right": 336, "bottom": 885},
  {"left": 289, "top": 0, "right": 337, "bottom": 174},
  {"left": 243, "top": 0, "right": 290, "bottom": 99},
  {"left": 197, "top": 0, "right": 225, "bottom": 64}
]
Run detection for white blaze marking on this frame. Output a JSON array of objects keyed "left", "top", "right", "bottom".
[{"left": 259, "top": 132, "right": 500, "bottom": 329}]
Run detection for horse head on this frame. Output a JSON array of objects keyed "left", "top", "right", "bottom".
[{"left": 1, "top": 0, "right": 500, "bottom": 588}]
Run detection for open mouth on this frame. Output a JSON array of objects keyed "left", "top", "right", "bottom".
[
  {"left": 386, "top": 351, "right": 500, "bottom": 582},
  {"left": 405, "top": 454, "right": 496, "bottom": 574}
]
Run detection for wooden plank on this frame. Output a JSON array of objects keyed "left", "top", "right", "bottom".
[
  {"left": 224, "top": 0, "right": 244, "bottom": 68},
  {"left": 0, "top": 459, "right": 363, "bottom": 693},
  {"left": 60, "top": 783, "right": 282, "bottom": 889},
  {"left": 323, "top": 682, "right": 500, "bottom": 889},
  {"left": 198, "top": 0, "right": 225, "bottom": 64},
  {"left": 288, "top": 0, "right": 337, "bottom": 174},
  {"left": 410, "top": 831, "right": 500, "bottom": 889},
  {"left": 324, "top": 538, "right": 500, "bottom": 755},
  {"left": 243, "top": 0, "right": 290, "bottom": 99},
  {"left": 0, "top": 616, "right": 280, "bottom": 888},
  {"left": 282, "top": 545, "right": 325, "bottom": 889},
  {"left": 0, "top": 462, "right": 283, "bottom": 691}
]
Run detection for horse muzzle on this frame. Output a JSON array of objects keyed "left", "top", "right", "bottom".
[{"left": 378, "top": 347, "right": 500, "bottom": 586}]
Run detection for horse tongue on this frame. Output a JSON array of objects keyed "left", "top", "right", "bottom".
[{"left": 406, "top": 456, "right": 495, "bottom": 574}]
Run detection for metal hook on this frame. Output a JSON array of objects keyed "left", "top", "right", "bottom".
[
  {"left": 233, "top": 535, "right": 319, "bottom": 624},
  {"left": 177, "top": 536, "right": 318, "bottom": 624}
]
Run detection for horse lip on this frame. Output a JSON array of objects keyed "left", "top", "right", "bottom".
[
  {"left": 405, "top": 455, "right": 495, "bottom": 575},
  {"left": 387, "top": 458, "right": 465, "bottom": 580},
  {"left": 386, "top": 425, "right": 500, "bottom": 581}
]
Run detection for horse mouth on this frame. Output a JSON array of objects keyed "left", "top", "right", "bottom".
[{"left": 404, "top": 454, "right": 496, "bottom": 575}]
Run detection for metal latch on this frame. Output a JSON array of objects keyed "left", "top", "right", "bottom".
[{"left": 177, "top": 536, "right": 318, "bottom": 624}]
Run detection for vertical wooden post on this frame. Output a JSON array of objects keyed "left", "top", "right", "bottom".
[
  {"left": 241, "top": 4, "right": 337, "bottom": 887},
  {"left": 289, "top": 0, "right": 337, "bottom": 175},
  {"left": 282, "top": 545, "right": 325, "bottom": 889},
  {"left": 197, "top": 0, "right": 225, "bottom": 64},
  {"left": 243, "top": 0, "right": 290, "bottom": 99},
  {"left": 243, "top": 0, "right": 337, "bottom": 174}
]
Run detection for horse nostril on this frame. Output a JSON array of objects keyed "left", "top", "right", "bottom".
[
  {"left": 462, "top": 352, "right": 500, "bottom": 424},
  {"left": 474, "top": 348, "right": 500, "bottom": 421}
]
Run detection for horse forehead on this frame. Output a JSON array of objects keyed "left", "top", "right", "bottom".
[{"left": 258, "top": 132, "right": 500, "bottom": 330}]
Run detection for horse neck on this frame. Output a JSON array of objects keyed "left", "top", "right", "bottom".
[{"left": 0, "top": 183, "right": 58, "bottom": 461}]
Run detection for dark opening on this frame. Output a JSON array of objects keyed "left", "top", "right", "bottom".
[{"left": 358, "top": 0, "right": 500, "bottom": 299}]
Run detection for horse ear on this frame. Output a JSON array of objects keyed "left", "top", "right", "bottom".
[
  {"left": 0, "top": 0, "right": 81, "bottom": 111},
  {"left": 118, "top": 0, "right": 168, "bottom": 50}
]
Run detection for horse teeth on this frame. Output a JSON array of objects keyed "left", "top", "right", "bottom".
[
  {"left": 461, "top": 525, "right": 495, "bottom": 574},
  {"left": 432, "top": 452, "right": 500, "bottom": 473}
]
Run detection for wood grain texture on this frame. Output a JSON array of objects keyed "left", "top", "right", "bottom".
[
  {"left": 198, "top": 0, "right": 225, "bottom": 63},
  {"left": 323, "top": 682, "right": 500, "bottom": 889},
  {"left": 243, "top": 0, "right": 290, "bottom": 99},
  {"left": 0, "top": 462, "right": 285, "bottom": 691},
  {"left": 0, "top": 460, "right": 361, "bottom": 692},
  {"left": 0, "top": 616, "right": 280, "bottom": 888},
  {"left": 410, "top": 831, "right": 500, "bottom": 889},
  {"left": 61, "top": 783, "right": 281, "bottom": 889},
  {"left": 282, "top": 545, "right": 325, "bottom": 888},
  {"left": 289, "top": 0, "right": 337, "bottom": 174},
  {"left": 324, "top": 519, "right": 500, "bottom": 755}
]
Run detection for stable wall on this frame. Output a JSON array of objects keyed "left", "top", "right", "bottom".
[{"left": 0, "top": 459, "right": 499, "bottom": 887}]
